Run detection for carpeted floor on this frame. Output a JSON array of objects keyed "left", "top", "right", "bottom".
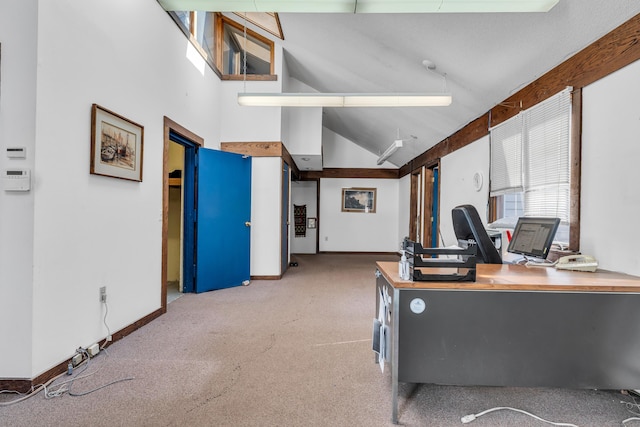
[{"left": 1, "top": 254, "right": 639, "bottom": 426}]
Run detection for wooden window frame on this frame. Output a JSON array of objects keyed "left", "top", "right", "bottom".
[
  {"left": 216, "top": 13, "right": 277, "bottom": 81},
  {"left": 168, "top": 11, "right": 221, "bottom": 78},
  {"left": 489, "top": 89, "right": 581, "bottom": 251},
  {"left": 167, "top": 11, "right": 277, "bottom": 81}
]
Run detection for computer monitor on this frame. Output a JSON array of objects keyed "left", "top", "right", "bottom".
[{"left": 507, "top": 217, "right": 560, "bottom": 260}]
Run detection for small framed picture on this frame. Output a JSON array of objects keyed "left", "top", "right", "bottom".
[
  {"left": 90, "top": 104, "right": 144, "bottom": 182},
  {"left": 342, "top": 187, "right": 376, "bottom": 213},
  {"left": 307, "top": 217, "right": 317, "bottom": 229}
]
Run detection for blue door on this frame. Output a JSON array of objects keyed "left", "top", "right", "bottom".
[
  {"left": 169, "top": 131, "right": 197, "bottom": 293},
  {"left": 281, "top": 162, "right": 289, "bottom": 274},
  {"left": 195, "top": 148, "right": 251, "bottom": 293},
  {"left": 431, "top": 167, "right": 439, "bottom": 247}
]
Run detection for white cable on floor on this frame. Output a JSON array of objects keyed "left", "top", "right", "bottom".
[
  {"left": 461, "top": 406, "right": 578, "bottom": 426},
  {"left": 0, "top": 382, "right": 50, "bottom": 406},
  {"left": 45, "top": 347, "right": 134, "bottom": 399},
  {"left": 101, "top": 301, "right": 112, "bottom": 350},
  {"left": 621, "top": 395, "right": 640, "bottom": 425}
]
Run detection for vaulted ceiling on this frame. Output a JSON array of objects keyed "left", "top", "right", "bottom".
[
  {"left": 160, "top": 1, "right": 640, "bottom": 168},
  {"left": 277, "top": 1, "right": 640, "bottom": 167}
]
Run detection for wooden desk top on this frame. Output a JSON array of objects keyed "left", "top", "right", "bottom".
[{"left": 376, "top": 261, "right": 640, "bottom": 293}]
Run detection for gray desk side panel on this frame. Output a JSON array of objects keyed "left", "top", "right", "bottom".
[{"left": 397, "top": 289, "right": 640, "bottom": 389}]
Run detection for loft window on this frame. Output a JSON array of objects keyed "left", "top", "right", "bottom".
[
  {"left": 167, "top": 12, "right": 276, "bottom": 80},
  {"left": 169, "top": 11, "right": 216, "bottom": 69},
  {"left": 217, "top": 15, "right": 275, "bottom": 80},
  {"left": 233, "top": 12, "right": 283, "bottom": 40}
]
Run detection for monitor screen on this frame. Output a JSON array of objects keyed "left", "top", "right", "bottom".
[{"left": 507, "top": 217, "right": 560, "bottom": 260}]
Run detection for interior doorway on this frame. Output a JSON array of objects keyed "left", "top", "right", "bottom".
[
  {"left": 167, "top": 141, "right": 185, "bottom": 301},
  {"left": 161, "top": 118, "right": 203, "bottom": 312},
  {"left": 409, "top": 163, "right": 440, "bottom": 247},
  {"left": 290, "top": 179, "right": 319, "bottom": 255},
  {"left": 281, "top": 161, "right": 290, "bottom": 274}
]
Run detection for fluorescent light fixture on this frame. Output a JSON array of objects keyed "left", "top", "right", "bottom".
[
  {"left": 377, "top": 139, "right": 403, "bottom": 165},
  {"left": 158, "top": 0, "right": 559, "bottom": 13},
  {"left": 238, "top": 93, "right": 344, "bottom": 107},
  {"left": 344, "top": 94, "right": 451, "bottom": 107},
  {"left": 238, "top": 93, "right": 452, "bottom": 107}
]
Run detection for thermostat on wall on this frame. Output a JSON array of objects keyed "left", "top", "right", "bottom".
[
  {"left": 3, "top": 169, "right": 31, "bottom": 192},
  {"left": 473, "top": 172, "right": 483, "bottom": 191}
]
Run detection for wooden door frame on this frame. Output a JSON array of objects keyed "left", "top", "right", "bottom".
[
  {"left": 162, "top": 117, "right": 203, "bottom": 312},
  {"left": 409, "top": 172, "right": 419, "bottom": 241},
  {"left": 281, "top": 159, "right": 290, "bottom": 275},
  {"left": 409, "top": 161, "right": 440, "bottom": 247},
  {"left": 422, "top": 167, "right": 435, "bottom": 247}
]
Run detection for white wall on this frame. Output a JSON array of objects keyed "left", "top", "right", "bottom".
[
  {"left": 250, "top": 157, "right": 283, "bottom": 276},
  {"left": 282, "top": 79, "right": 323, "bottom": 156},
  {"left": 291, "top": 181, "right": 318, "bottom": 254},
  {"left": 18, "top": 0, "right": 227, "bottom": 378},
  {"left": 285, "top": 108, "right": 323, "bottom": 154},
  {"left": 219, "top": 79, "right": 283, "bottom": 143},
  {"left": 319, "top": 178, "right": 399, "bottom": 252},
  {"left": 219, "top": 42, "right": 283, "bottom": 143},
  {"left": 0, "top": 0, "right": 38, "bottom": 378},
  {"left": 439, "top": 135, "right": 491, "bottom": 248},
  {"left": 581, "top": 60, "right": 640, "bottom": 276},
  {"left": 318, "top": 130, "right": 401, "bottom": 252},
  {"left": 0, "top": 0, "right": 290, "bottom": 379}
]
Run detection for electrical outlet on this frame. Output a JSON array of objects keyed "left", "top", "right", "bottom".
[
  {"left": 99, "top": 286, "right": 107, "bottom": 303},
  {"left": 72, "top": 352, "right": 83, "bottom": 366},
  {"left": 87, "top": 343, "right": 100, "bottom": 357}
]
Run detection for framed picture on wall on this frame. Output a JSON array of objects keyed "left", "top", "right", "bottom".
[
  {"left": 341, "top": 187, "right": 376, "bottom": 213},
  {"left": 90, "top": 104, "right": 144, "bottom": 182},
  {"left": 307, "top": 217, "right": 317, "bottom": 228}
]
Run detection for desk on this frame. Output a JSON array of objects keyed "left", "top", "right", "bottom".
[{"left": 375, "top": 262, "right": 640, "bottom": 424}]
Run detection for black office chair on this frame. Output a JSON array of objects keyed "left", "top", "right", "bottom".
[{"left": 452, "top": 204, "right": 502, "bottom": 264}]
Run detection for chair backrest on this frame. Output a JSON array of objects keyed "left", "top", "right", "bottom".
[{"left": 451, "top": 204, "right": 502, "bottom": 264}]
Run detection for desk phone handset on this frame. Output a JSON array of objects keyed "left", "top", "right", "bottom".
[{"left": 555, "top": 254, "right": 598, "bottom": 272}]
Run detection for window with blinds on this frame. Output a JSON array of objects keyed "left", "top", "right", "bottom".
[
  {"left": 490, "top": 87, "right": 572, "bottom": 237},
  {"left": 524, "top": 91, "right": 571, "bottom": 220}
]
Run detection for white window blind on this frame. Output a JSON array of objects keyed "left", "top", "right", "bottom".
[
  {"left": 490, "top": 87, "right": 572, "bottom": 223},
  {"left": 490, "top": 114, "right": 523, "bottom": 196},
  {"left": 524, "top": 89, "right": 571, "bottom": 221}
]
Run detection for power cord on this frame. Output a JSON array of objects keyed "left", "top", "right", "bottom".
[
  {"left": 45, "top": 348, "right": 93, "bottom": 398},
  {"left": 0, "top": 381, "right": 53, "bottom": 406},
  {"left": 461, "top": 406, "right": 577, "bottom": 426},
  {"left": 1, "top": 300, "right": 120, "bottom": 405},
  {"left": 621, "top": 394, "right": 640, "bottom": 425},
  {"left": 0, "top": 349, "right": 94, "bottom": 405},
  {"left": 45, "top": 347, "right": 134, "bottom": 398},
  {"left": 101, "top": 300, "right": 113, "bottom": 350},
  {"left": 525, "top": 259, "right": 558, "bottom": 268}
]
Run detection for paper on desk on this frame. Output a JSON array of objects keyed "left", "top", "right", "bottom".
[
  {"left": 378, "top": 287, "right": 386, "bottom": 321},
  {"left": 379, "top": 326, "right": 386, "bottom": 372},
  {"left": 375, "top": 287, "right": 392, "bottom": 372}
]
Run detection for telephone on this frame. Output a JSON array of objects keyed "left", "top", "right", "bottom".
[{"left": 555, "top": 254, "right": 598, "bottom": 272}]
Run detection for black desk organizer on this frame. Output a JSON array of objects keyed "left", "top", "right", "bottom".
[{"left": 403, "top": 238, "right": 477, "bottom": 282}]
